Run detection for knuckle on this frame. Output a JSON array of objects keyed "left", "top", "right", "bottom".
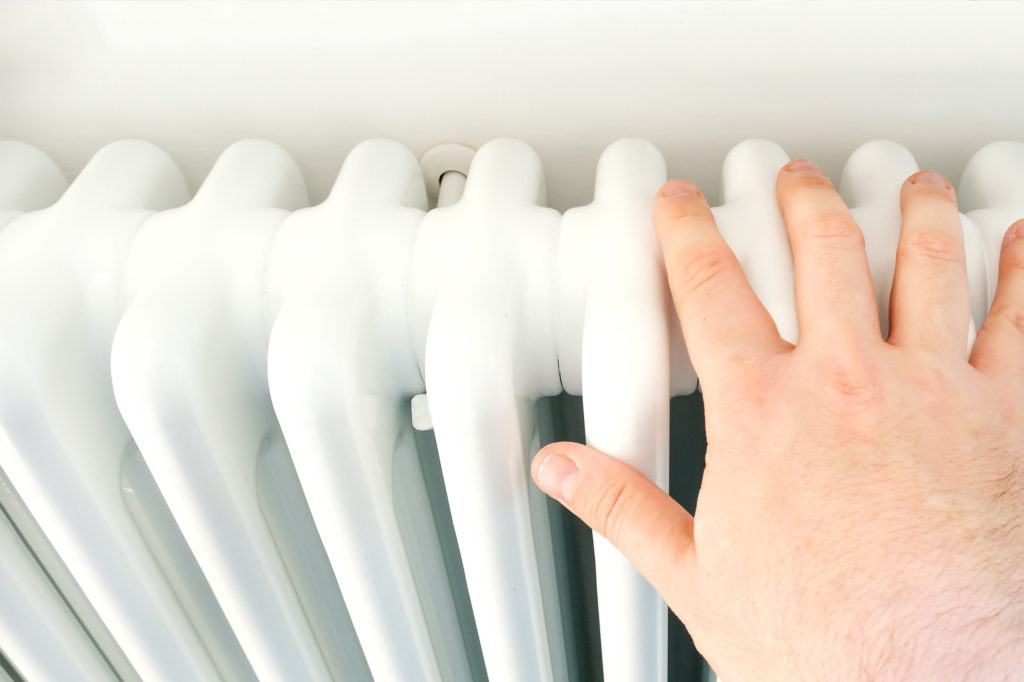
[
  {"left": 1006, "top": 219, "right": 1024, "bottom": 243},
  {"left": 674, "top": 246, "right": 736, "bottom": 298},
  {"left": 795, "top": 214, "right": 866, "bottom": 252},
  {"left": 985, "top": 306, "right": 1024, "bottom": 338},
  {"left": 898, "top": 229, "right": 963, "bottom": 264},
  {"left": 813, "top": 352, "right": 882, "bottom": 415},
  {"left": 654, "top": 199, "right": 709, "bottom": 237},
  {"left": 582, "top": 477, "right": 631, "bottom": 544},
  {"left": 1000, "top": 234, "right": 1024, "bottom": 274}
]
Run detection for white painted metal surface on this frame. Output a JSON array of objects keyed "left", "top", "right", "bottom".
[
  {"left": 413, "top": 139, "right": 568, "bottom": 682},
  {"left": 0, "top": 448, "right": 113, "bottom": 682},
  {"left": 960, "top": 142, "right": 1024, "bottom": 311},
  {"left": 110, "top": 141, "right": 330, "bottom": 681},
  {"left": 0, "top": 141, "right": 220, "bottom": 682},
  {"left": 266, "top": 139, "right": 470, "bottom": 682},
  {"left": 557, "top": 140, "right": 698, "bottom": 681}
]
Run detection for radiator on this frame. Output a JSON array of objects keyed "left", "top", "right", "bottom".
[{"left": 2, "top": 3, "right": 1024, "bottom": 682}]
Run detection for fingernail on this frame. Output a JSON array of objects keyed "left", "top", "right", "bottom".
[
  {"left": 536, "top": 452, "right": 578, "bottom": 503},
  {"left": 660, "top": 180, "right": 699, "bottom": 197},
  {"left": 1003, "top": 219, "right": 1024, "bottom": 252},
  {"left": 784, "top": 159, "right": 822, "bottom": 174},
  {"left": 909, "top": 170, "right": 949, "bottom": 188}
]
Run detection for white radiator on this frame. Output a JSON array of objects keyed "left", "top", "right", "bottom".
[{"left": 2, "top": 3, "right": 1024, "bottom": 682}]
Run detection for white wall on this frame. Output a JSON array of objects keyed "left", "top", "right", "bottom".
[{"left": 1, "top": 1, "right": 1022, "bottom": 208}]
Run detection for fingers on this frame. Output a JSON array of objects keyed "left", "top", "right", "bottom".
[
  {"left": 889, "top": 171, "right": 970, "bottom": 356},
  {"left": 654, "top": 181, "right": 789, "bottom": 383},
  {"left": 776, "top": 160, "right": 881, "bottom": 347},
  {"left": 970, "top": 220, "right": 1024, "bottom": 374},
  {"left": 531, "top": 441, "right": 696, "bottom": 609}
]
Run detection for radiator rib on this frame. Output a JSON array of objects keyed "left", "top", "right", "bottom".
[{"left": 1, "top": 137, "right": 1022, "bottom": 682}]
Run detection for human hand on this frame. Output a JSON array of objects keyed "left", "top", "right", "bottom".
[{"left": 532, "top": 160, "right": 1024, "bottom": 680}]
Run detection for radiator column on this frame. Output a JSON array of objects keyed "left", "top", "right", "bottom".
[
  {"left": 110, "top": 141, "right": 332, "bottom": 681},
  {"left": 0, "top": 141, "right": 221, "bottom": 682},
  {"left": 266, "top": 139, "right": 473, "bottom": 682},
  {"left": 413, "top": 139, "right": 568, "bottom": 682}
]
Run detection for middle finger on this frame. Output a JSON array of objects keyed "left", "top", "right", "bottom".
[{"left": 776, "top": 159, "right": 881, "bottom": 347}]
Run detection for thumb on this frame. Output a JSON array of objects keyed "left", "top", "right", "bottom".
[{"left": 531, "top": 441, "right": 697, "bottom": 606}]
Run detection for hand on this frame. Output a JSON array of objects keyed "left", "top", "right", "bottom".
[{"left": 532, "top": 159, "right": 1024, "bottom": 680}]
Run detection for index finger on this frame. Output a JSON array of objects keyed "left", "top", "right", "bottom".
[{"left": 654, "top": 180, "right": 791, "bottom": 384}]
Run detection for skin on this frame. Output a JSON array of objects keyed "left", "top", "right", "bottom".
[{"left": 532, "top": 159, "right": 1024, "bottom": 681}]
